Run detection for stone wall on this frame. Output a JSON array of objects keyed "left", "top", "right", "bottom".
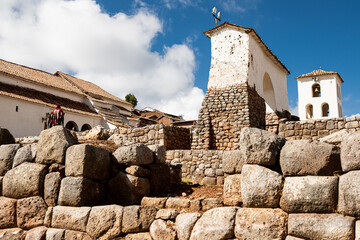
[
  {"left": 265, "top": 110, "right": 292, "bottom": 133},
  {"left": 166, "top": 150, "right": 225, "bottom": 186},
  {"left": 191, "top": 83, "right": 265, "bottom": 150},
  {"left": 279, "top": 115, "right": 360, "bottom": 140},
  {"left": 109, "top": 124, "right": 191, "bottom": 150},
  {"left": 2, "top": 127, "right": 360, "bottom": 239}
]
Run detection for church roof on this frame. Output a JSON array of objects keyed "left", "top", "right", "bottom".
[
  {"left": 203, "top": 21, "right": 290, "bottom": 75},
  {"left": 296, "top": 69, "right": 344, "bottom": 83},
  {"left": 0, "top": 59, "right": 83, "bottom": 95},
  {"left": 56, "top": 72, "right": 132, "bottom": 106}
]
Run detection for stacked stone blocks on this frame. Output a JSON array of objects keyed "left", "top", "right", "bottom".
[
  {"left": 191, "top": 83, "right": 265, "bottom": 151},
  {"left": 279, "top": 115, "right": 360, "bottom": 140}
]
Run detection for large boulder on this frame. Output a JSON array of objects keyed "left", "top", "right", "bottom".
[
  {"left": 190, "top": 207, "right": 238, "bottom": 240},
  {"left": 17, "top": 196, "right": 47, "bottom": 229},
  {"left": 222, "top": 150, "right": 245, "bottom": 174},
  {"left": 44, "top": 172, "right": 62, "bottom": 206},
  {"left": 288, "top": 214, "right": 355, "bottom": 240},
  {"left": 341, "top": 132, "right": 360, "bottom": 172},
  {"left": 83, "top": 125, "right": 111, "bottom": 140},
  {"left": 223, "top": 174, "right": 242, "bottom": 206},
  {"left": 46, "top": 228, "right": 65, "bottom": 240},
  {"left": 0, "top": 127, "right": 15, "bottom": 145},
  {"left": 125, "top": 232, "right": 152, "bottom": 240},
  {"left": 65, "top": 144, "right": 110, "bottom": 180},
  {"left": 148, "top": 145, "right": 166, "bottom": 164},
  {"left": 280, "top": 140, "right": 341, "bottom": 176},
  {"left": 3, "top": 162, "right": 47, "bottom": 198},
  {"left": 235, "top": 208, "right": 288, "bottom": 240},
  {"left": 150, "top": 219, "right": 176, "bottom": 240},
  {"left": 141, "top": 197, "right": 168, "bottom": 209},
  {"left": 240, "top": 127, "right": 286, "bottom": 166},
  {"left": 148, "top": 164, "right": 171, "bottom": 195},
  {"left": 0, "top": 228, "right": 26, "bottom": 240},
  {"left": 113, "top": 143, "right": 153, "bottom": 166},
  {"left": 12, "top": 145, "right": 33, "bottom": 168},
  {"left": 24, "top": 226, "right": 47, "bottom": 240},
  {"left": 58, "top": 177, "right": 104, "bottom": 206},
  {"left": 0, "top": 144, "right": 21, "bottom": 176},
  {"left": 319, "top": 129, "right": 351, "bottom": 144},
  {"left": 35, "top": 126, "right": 77, "bottom": 165},
  {"left": 339, "top": 170, "right": 360, "bottom": 217},
  {"left": 156, "top": 209, "right": 179, "bottom": 220},
  {"left": 108, "top": 172, "right": 150, "bottom": 205},
  {"left": 122, "top": 205, "right": 157, "bottom": 233},
  {"left": 280, "top": 176, "right": 338, "bottom": 213},
  {"left": 51, "top": 206, "right": 91, "bottom": 231},
  {"left": 86, "top": 205, "right": 123, "bottom": 240},
  {"left": 175, "top": 213, "right": 201, "bottom": 240},
  {"left": 241, "top": 164, "right": 283, "bottom": 208},
  {"left": 0, "top": 197, "right": 17, "bottom": 228}
]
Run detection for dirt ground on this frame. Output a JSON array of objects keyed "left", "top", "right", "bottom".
[{"left": 166, "top": 183, "right": 223, "bottom": 200}]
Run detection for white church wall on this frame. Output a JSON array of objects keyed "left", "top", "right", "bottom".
[
  {"left": 207, "top": 28, "right": 250, "bottom": 89},
  {"left": 0, "top": 95, "right": 104, "bottom": 138},
  {"left": 248, "top": 35, "right": 289, "bottom": 113},
  {"left": 297, "top": 75, "right": 341, "bottom": 120}
]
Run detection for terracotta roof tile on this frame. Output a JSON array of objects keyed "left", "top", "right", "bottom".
[
  {"left": 0, "top": 59, "right": 83, "bottom": 94},
  {"left": 296, "top": 69, "right": 344, "bottom": 83},
  {"left": 0, "top": 81, "right": 99, "bottom": 117},
  {"left": 56, "top": 72, "right": 132, "bottom": 106}
]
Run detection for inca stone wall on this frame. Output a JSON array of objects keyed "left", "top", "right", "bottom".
[
  {"left": 109, "top": 124, "right": 191, "bottom": 150},
  {"left": 191, "top": 83, "right": 265, "bottom": 150},
  {"left": 279, "top": 115, "right": 360, "bottom": 140},
  {"left": 2, "top": 127, "right": 360, "bottom": 239}
]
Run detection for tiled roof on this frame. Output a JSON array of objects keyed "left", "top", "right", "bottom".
[
  {"left": 203, "top": 22, "right": 290, "bottom": 74},
  {"left": 0, "top": 59, "right": 83, "bottom": 95},
  {"left": 296, "top": 69, "right": 344, "bottom": 83},
  {"left": 56, "top": 72, "right": 132, "bottom": 106},
  {"left": 0, "top": 81, "right": 99, "bottom": 117}
]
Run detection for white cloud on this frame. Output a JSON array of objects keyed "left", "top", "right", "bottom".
[
  {"left": 343, "top": 94, "right": 351, "bottom": 101},
  {"left": 162, "top": 0, "right": 201, "bottom": 9},
  {"left": 0, "top": 0, "right": 204, "bottom": 120}
]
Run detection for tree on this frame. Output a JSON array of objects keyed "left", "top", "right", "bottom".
[{"left": 125, "top": 93, "right": 138, "bottom": 107}]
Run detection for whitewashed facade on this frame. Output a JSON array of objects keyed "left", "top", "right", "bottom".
[
  {"left": 297, "top": 69, "right": 343, "bottom": 120},
  {"left": 205, "top": 22, "right": 290, "bottom": 113}
]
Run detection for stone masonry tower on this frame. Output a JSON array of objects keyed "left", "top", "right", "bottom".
[
  {"left": 296, "top": 69, "right": 344, "bottom": 120},
  {"left": 192, "top": 22, "right": 290, "bottom": 150}
]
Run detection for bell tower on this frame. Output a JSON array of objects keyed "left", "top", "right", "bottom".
[{"left": 296, "top": 69, "right": 343, "bottom": 120}]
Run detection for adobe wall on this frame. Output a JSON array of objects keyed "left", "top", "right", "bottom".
[
  {"left": 278, "top": 116, "right": 360, "bottom": 140},
  {"left": 110, "top": 124, "right": 191, "bottom": 150},
  {"left": 191, "top": 83, "right": 265, "bottom": 150}
]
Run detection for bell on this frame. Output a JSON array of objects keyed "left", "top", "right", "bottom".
[{"left": 315, "top": 88, "right": 319, "bottom": 92}]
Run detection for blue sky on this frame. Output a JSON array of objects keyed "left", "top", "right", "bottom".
[
  {"left": 109, "top": 0, "right": 360, "bottom": 116},
  {"left": 0, "top": 0, "right": 359, "bottom": 118}
]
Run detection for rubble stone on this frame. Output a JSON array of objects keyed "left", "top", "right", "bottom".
[
  {"left": 51, "top": 206, "right": 91, "bottom": 232},
  {"left": 17, "top": 196, "right": 47, "bottom": 229},
  {"left": 341, "top": 132, "right": 360, "bottom": 172}
]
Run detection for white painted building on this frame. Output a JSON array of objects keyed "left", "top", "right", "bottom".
[
  {"left": 296, "top": 69, "right": 343, "bottom": 120},
  {"left": 204, "top": 22, "right": 290, "bottom": 113},
  {"left": 0, "top": 59, "right": 133, "bottom": 137}
]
